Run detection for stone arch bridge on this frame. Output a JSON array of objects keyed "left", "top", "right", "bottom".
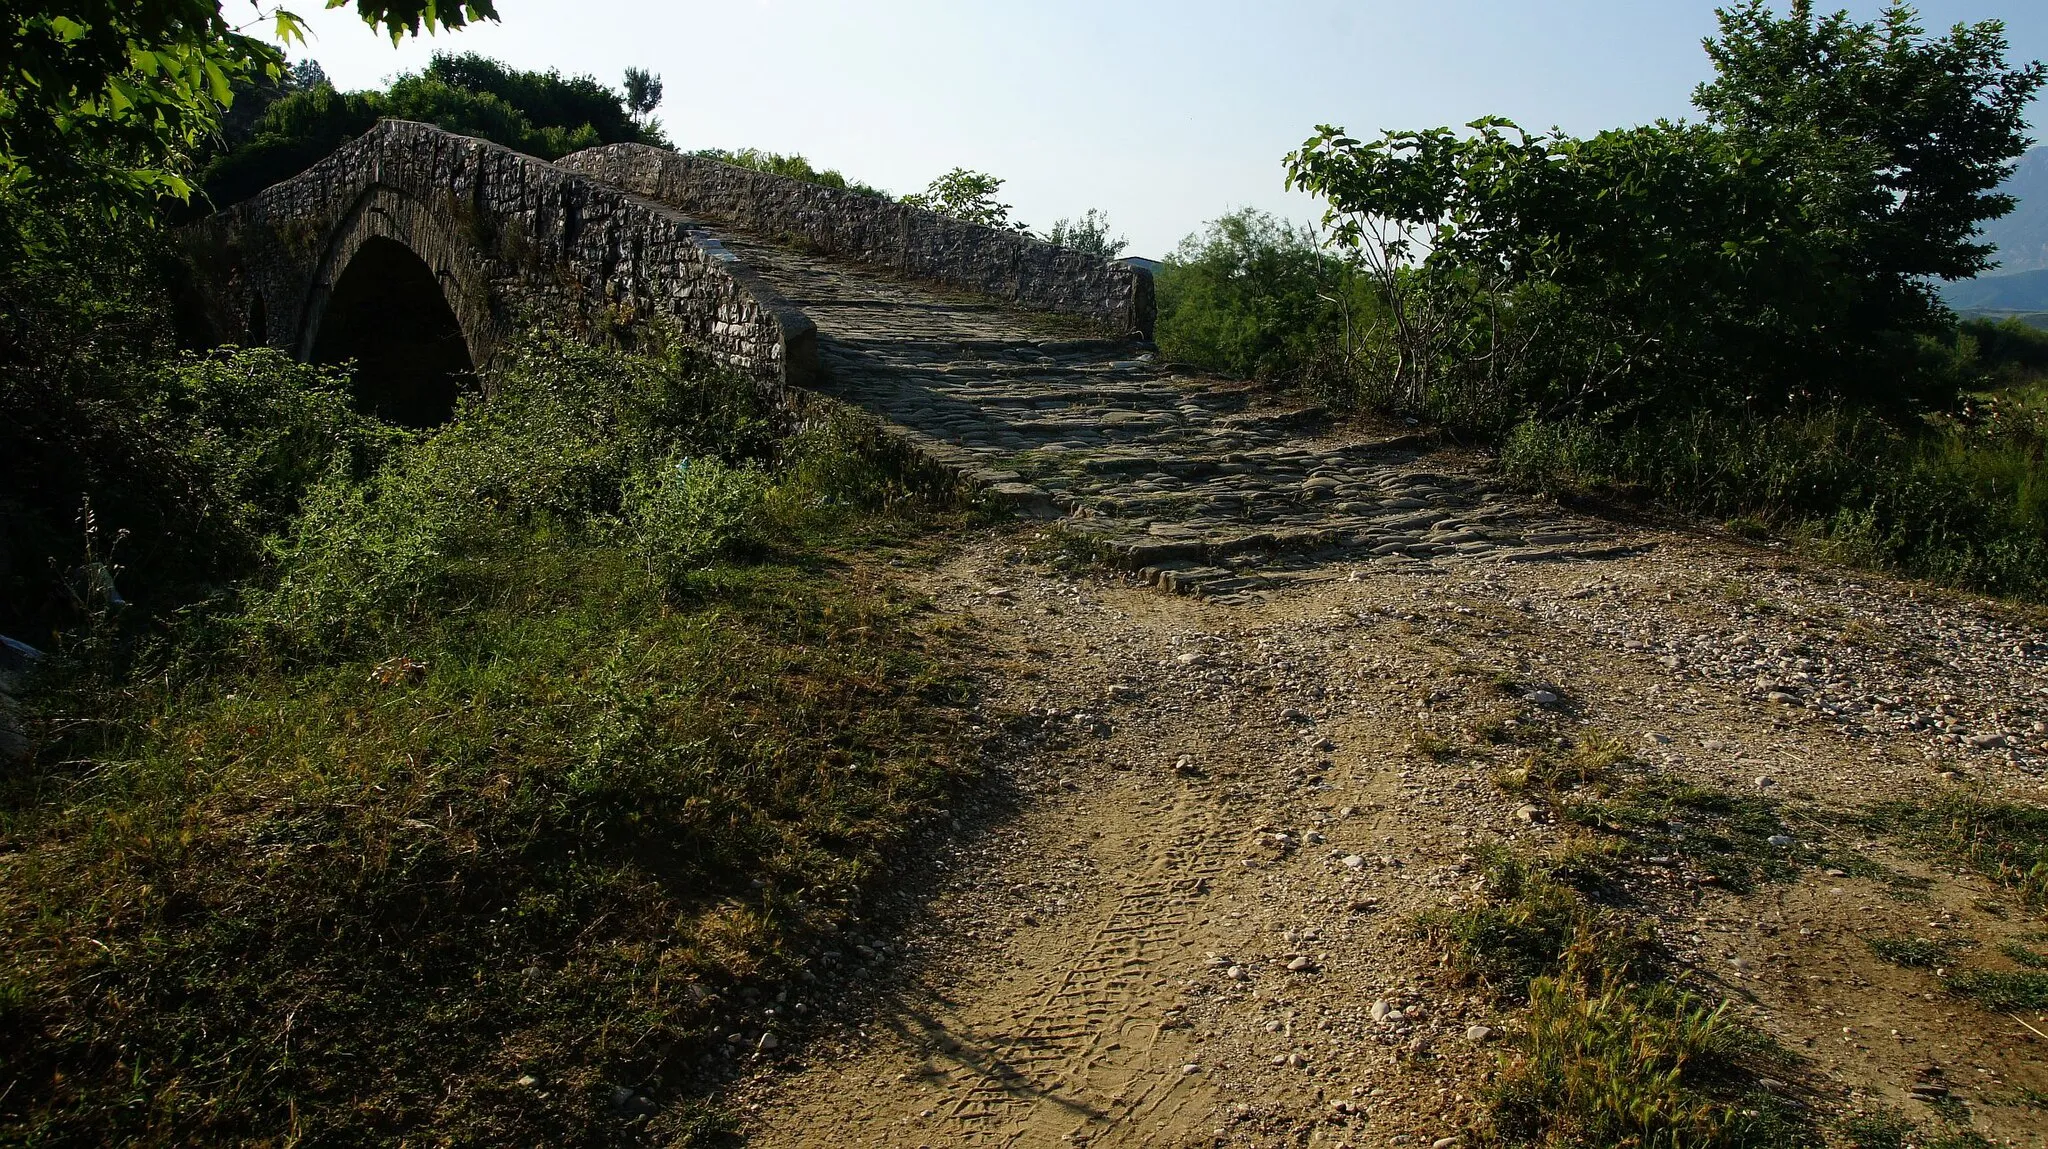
[{"left": 184, "top": 119, "right": 1625, "bottom": 600}]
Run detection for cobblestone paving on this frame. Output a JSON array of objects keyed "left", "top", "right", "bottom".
[{"left": 721, "top": 231, "right": 1650, "bottom": 603}]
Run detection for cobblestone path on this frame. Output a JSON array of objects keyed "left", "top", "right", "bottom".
[{"left": 716, "top": 231, "right": 1647, "bottom": 603}]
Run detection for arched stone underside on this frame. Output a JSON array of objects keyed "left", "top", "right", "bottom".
[
  {"left": 298, "top": 183, "right": 496, "bottom": 374},
  {"left": 178, "top": 119, "right": 819, "bottom": 399},
  {"left": 310, "top": 234, "right": 475, "bottom": 427}
]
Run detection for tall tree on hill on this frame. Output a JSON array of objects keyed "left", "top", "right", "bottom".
[{"left": 623, "top": 67, "right": 664, "bottom": 128}]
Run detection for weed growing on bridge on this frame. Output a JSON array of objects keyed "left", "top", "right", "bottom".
[{"left": 2, "top": 335, "right": 973, "bottom": 1144}]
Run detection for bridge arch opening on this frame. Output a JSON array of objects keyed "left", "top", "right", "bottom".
[{"left": 311, "top": 236, "right": 473, "bottom": 427}]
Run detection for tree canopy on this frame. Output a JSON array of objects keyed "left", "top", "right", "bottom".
[
  {"left": 1284, "top": 1, "right": 2045, "bottom": 422},
  {"left": 197, "top": 53, "right": 672, "bottom": 209},
  {"left": 1, "top": 2, "right": 497, "bottom": 248}
]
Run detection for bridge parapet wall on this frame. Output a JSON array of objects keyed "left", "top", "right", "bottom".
[
  {"left": 557, "top": 144, "right": 1154, "bottom": 340},
  {"left": 181, "top": 119, "right": 817, "bottom": 390}
]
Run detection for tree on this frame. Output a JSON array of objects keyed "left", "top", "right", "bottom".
[
  {"left": 198, "top": 53, "right": 669, "bottom": 209},
  {"left": 1696, "top": 0, "right": 2043, "bottom": 286},
  {"left": 1045, "top": 209, "right": 1128, "bottom": 259},
  {"left": 904, "top": 168, "right": 1025, "bottom": 231},
  {"left": 1284, "top": 2, "right": 2044, "bottom": 420},
  {"left": 622, "top": 67, "right": 663, "bottom": 127},
  {"left": 1, "top": 1, "right": 497, "bottom": 247}
]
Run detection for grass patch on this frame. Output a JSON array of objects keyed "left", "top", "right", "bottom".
[
  {"left": 1836, "top": 1107, "right": 1996, "bottom": 1149},
  {"left": 1490, "top": 956, "right": 1809, "bottom": 1149},
  {"left": 1497, "top": 732, "right": 1632, "bottom": 796},
  {"left": 1864, "top": 935, "right": 1961, "bottom": 969},
  {"left": 1501, "top": 391, "right": 2048, "bottom": 602},
  {"left": 1410, "top": 727, "right": 1460, "bottom": 761},
  {"left": 1420, "top": 851, "right": 1610, "bottom": 989},
  {"left": 1997, "top": 939, "right": 2048, "bottom": 969},
  {"left": 1427, "top": 730, "right": 1859, "bottom": 1146},
  {"left": 0, "top": 336, "right": 976, "bottom": 1144},
  {"left": 1944, "top": 970, "right": 2048, "bottom": 1011},
  {"left": 1865, "top": 790, "right": 2048, "bottom": 910},
  {"left": 1423, "top": 848, "right": 1810, "bottom": 1147}
]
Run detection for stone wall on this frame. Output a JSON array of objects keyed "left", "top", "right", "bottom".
[
  {"left": 556, "top": 145, "right": 1155, "bottom": 340},
  {"left": 180, "top": 119, "right": 818, "bottom": 390}
]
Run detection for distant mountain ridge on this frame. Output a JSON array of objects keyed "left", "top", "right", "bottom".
[
  {"left": 1943, "top": 266, "right": 2048, "bottom": 312},
  {"left": 1981, "top": 145, "right": 2048, "bottom": 276},
  {"left": 1939, "top": 146, "right": 2048, "bottom": 315}
]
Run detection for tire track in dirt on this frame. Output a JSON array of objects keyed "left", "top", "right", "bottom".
[{"left": 942, "top": 793, "right": 1228, "bottom": 1145}]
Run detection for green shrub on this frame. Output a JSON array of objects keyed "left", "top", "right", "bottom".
[
  {"left": 248, "top": 335, "right": 779, "bottom": 654},
  {"left": 1501, "top": 405, "right": 2048, "bottom": 601},
  {"left": 156, "top": 348, "right": 402, "bottom": 545},
  {"left": 4, "top": 332, "right": 971, "bottom": 1144},
  {"left": 1155, "top": 208, "right": 1381, "bottom": 391},
  {"left": 2, "top": 226, "right": 393, "bottom": 636},
  {"left": 624, "top": 456, "right": 773, "bottom": 586},
  {"left": 199, "top": 53, "right": 668, "bottom": 209},
  {"left": 694, "top": 147, "right": 888, "bottom": 199}
]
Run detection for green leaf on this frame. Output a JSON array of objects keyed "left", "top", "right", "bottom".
[{"left": 203, "top": 59, "right": 233, "bottom": 106}]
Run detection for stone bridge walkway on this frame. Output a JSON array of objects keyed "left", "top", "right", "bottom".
[{"left": 717, "top": 231, "right": 1642, "bottom": 602}]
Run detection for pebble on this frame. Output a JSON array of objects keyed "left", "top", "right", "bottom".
[
  {"left": 1343, "top": 854, "right": 1367, "bottom": 870},
  {"left": 758, "top": 1032, "right": 780, "bottom": 1051},
  {"left": 1226, "top": 965, "right": 1249, "bottom": 982},
  {"left": 1514, "top": 804, "right": 1545, "bottom": 825},
  {"left": 1524, "top": 690, "right": 1559, "bottom": 706},
  {"left": 1286, "top": 956, "right": 1318, "bottom": 972},
  {"left": 1466, "top": 1025, "right": 1497, "bottom": 1043},
  {"left": 1372, "top": 999, "right": 1396, "bottom": 1022},
  {"left": 1767, "top": 835, "right": 1795, "bottom": 847}
]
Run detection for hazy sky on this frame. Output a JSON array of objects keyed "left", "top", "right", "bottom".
[{"left": 281, "top": 0, "right": 2048, "bottom": 259}]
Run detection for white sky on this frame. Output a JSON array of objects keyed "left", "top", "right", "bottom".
[{"left": 278, "top": 0, "right": 2047, "bottom": 260}]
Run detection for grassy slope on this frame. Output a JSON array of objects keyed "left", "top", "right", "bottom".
[{"left": 0, "top": 341, "right": 980, "bottom": 1143}]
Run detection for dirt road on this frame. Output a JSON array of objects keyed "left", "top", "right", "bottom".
[{"left": 726, "top": 517, "right": 2048, "bottom": 1148}]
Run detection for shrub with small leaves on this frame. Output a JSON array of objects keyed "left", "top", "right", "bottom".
[{"left": 623, "top": 456, "right": 772, "bottom": 588}]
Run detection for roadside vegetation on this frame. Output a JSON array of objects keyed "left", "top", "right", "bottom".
[
  {"left": 3, "top": 10, "right": 976, "bottom": 1140},
  {"left": 1417, "top": 707, "right": 2014, "bottom": 1149},
  {"left": 1158, "top": 2, "right": 2048, "bottom": 602},
  {"left": 1, "top": 314, "right": 978, "bottom": 1142}
]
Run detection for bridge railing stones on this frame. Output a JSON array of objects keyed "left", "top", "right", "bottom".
[
  {"left": 556, "top": 144, "right": 1155, "bottom": 341},
  {"left": 179, "top": 119, "right": 819, "bottom": 393}
]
